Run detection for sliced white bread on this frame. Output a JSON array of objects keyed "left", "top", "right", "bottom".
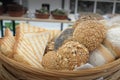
[
  {"left": 89, "top": 44, "right": 115, "bottom": 66},
  {"left": 4, "top": 28, "right": 13, "bottom": 36},
  {"left": 13, "top": 31, "right": 49, "bottom": 68},
  {"left": 16, "top": 23, "right": 60, "bottom": 41},
  {"left": 103, "top": 26, "right": 120, "bottom": 58},
  {"left": 48, "top": 30, "right": 61, "bottom": 42},
  {"left": 0, "top": 28, "right": 15, "bottom": 58},
  {"left": 16, "top": 23, "right": 47, "bottom": 33}
]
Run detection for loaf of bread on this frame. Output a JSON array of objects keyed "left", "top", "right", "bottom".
[
  {"left": 73, "top": 20, "right": 106, "bottom": 52},
  {"left": 89, "top": 44, "right": 115, "bottom": 66},
  {"left": 73, "top": 14, "right": 104, "bottom": 29},
  {"left": 42, "top": 51, "right": 60, "bottom": 70},
  {"left": 42, "top": 41, "right": 89, "bottom": 70},
  {"left": 54, "top": 28, "right": 74, "bottom": 50},
  {"left": 104, "top": 26, "right": 120, "bottom": 58}
]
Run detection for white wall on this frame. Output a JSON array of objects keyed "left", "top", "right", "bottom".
[
  {"left": 64, "top": 0, "right": 70, "bottom": 13},
  {"left": 27, "top": 0, "right": 71, "bottom": 30},
  {"left": 28, "top": 0, "right": 62, "bottom": 13}
]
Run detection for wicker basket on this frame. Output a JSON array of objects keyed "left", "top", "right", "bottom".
[{"left": 0, "top": 51, "right": 120, "bottom": 80}]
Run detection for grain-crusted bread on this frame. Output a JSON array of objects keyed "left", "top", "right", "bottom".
[
  {"left": 73, "top": 20, "right": 106, "bottom": 52},
  {"left": 42, "top": 41, "right": 89, "bottom": 70}
]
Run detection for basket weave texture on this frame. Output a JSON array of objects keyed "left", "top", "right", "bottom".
[{"left": 0, "top": 51, "right": 120, "bottom": 80}]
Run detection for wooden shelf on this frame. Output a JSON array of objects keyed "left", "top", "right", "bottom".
[
  {"left": 0, "top": 15, "right": 74, "bottom": 23},
  {"left": 0, "top": 15, "right": 75, "bottom": 37}
]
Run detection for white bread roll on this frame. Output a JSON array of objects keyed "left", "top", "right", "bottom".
[
  {"left": 104, "top": 26, "right": 120, "bottom": 58},
  {"left": 107, "top": 16, "right": 120, "bottom": 27},
  {"left": 89, "top": 44, "right": 115, "bottom": 66}
]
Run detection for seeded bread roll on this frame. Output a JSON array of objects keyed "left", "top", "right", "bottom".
[
  {"left": 80, "top": 13, "right": 104, "bottom": 20},
  {"left": 42, "top": 41, "right": 89, "bottom": 70},
  {"left": 104, "top": 26, "right": 120, "bottom": 58},
  {"left": 73, "top": 15, "right": 97, "bottom": 29},
  {"left": 89, "top": 44, "right": 115, "bottom": 66},
  {"left": 57, "top": 41, "right": 89, "bottom": 70},
  {"left": 73, "top": 20, "right": 106, "bottom": 52},
  {"left": 73, "top": 14, "right": 104, "bottom": 29},
  {"left": 42, "top": 51, "right": 60, "bottom": 70}
]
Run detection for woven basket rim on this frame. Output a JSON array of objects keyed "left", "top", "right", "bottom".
[{"left": 0, "top": 51, "right": 120, "bottom": 77}]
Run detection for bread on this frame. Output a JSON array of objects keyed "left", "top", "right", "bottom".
[
  {"left": 89, "top": 44, "right": 115, "bottom": 66},
  {"left": 13, "top": 23, "right": 61, "bottom": 68},
  {"left": 13, "top": 31, "right": 49, "bottom": 68},
  {"left": 47, "top": 30, "right": 61, "bottom": 42},
  {"left": 45, "top": 41, "right": 55, "bottom": 53},
  {"left": 4, "top": 28, "right": 13, "bottom": 36},
  {"left": 16, "top": 23, "right": 47, "bottom": 33},
  {"left": 103, "top": 26, "right": 120, "bottom": 58},
  {"left": 42, "top": 41, "right": 89, "bottom": 70},
  {"left": 73, "top": 20, "right": 106, "bottom": 52},
  {"left": 0, "top": 23, "right": 60, "bottom": 69},
  {"left": 16, "top": 23, "right": 60, "bottom": 41},
  {"left": 80, "top": 13, "right": 104, "bottom": 20},
  {"left": 0, "top": 38, "right": 2, "bottom": 45},
  {"left": 0, "top": 28, "right": 15, "bottom": 58},
  {"left": 54, "top": 28, "right": 74, "bottom": 50},
  {"left": 107, "top": 16, "right": 120, "bottom": 27},
  {"left": 99, "top": 20, "right": 109, "bottom": 28},
  {"left": 57, "top": 41, "right": 89, "bottom": 70},
  {"left": 73, "top": 14, "right": 103, "bottom": 29},
  {"left": 42, "top": 51, "right": 60, "bottom": 70}
]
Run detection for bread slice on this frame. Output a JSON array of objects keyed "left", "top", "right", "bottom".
[
  {"left": 103, "top": 26, "right": 120, "bottom": 58},
  {"left": 0, "top": 38, "right": 2, "bottom": 45},
  {"left": 0, "top": 28, "right": 15, "bottom": 58},
  {"left": 104, "top": 39, "right": 119, "bottom": 58},
  {"left": 13, "top": 36, "right": 42, "bottom": 68},
  {"left": 16, "top": 23, "right": 47, "bottom": 33},
  {"left": 24, "top": 32, "right": 50, "bottom": 62},
  {"left": 89, "top": 44, "right": 115, "bottom": 66},
  {"left": 4, "top": 28, "right": 13, "bottom": 36},
  {"left": 48, "top": 30, "right": 61, "bottom": 42},
  {"left": 16, "top": 23, "right": 46, "bottom": 40},
  {"left": 13, "top": 31, "right": 49, "bottom": 68},
  {"left": 16, "top": 23, "right": 60, "bottom": 41}
]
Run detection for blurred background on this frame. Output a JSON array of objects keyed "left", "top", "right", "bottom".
[{"left": 0, "top": 0, "right": 120, "bottom": 37}]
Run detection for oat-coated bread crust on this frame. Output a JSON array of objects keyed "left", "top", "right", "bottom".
[
  {"left": 57, "top": 41, "right": 89, "bottom": 70},
  {"left": 42, "top": 41, "right": 89, "bottom": 70},
  {"left": 42, "top": 51, "right": 60, "bottom": 70},
  {"left": 73, "top": 20, "right": 106, "bottom": 52}
]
